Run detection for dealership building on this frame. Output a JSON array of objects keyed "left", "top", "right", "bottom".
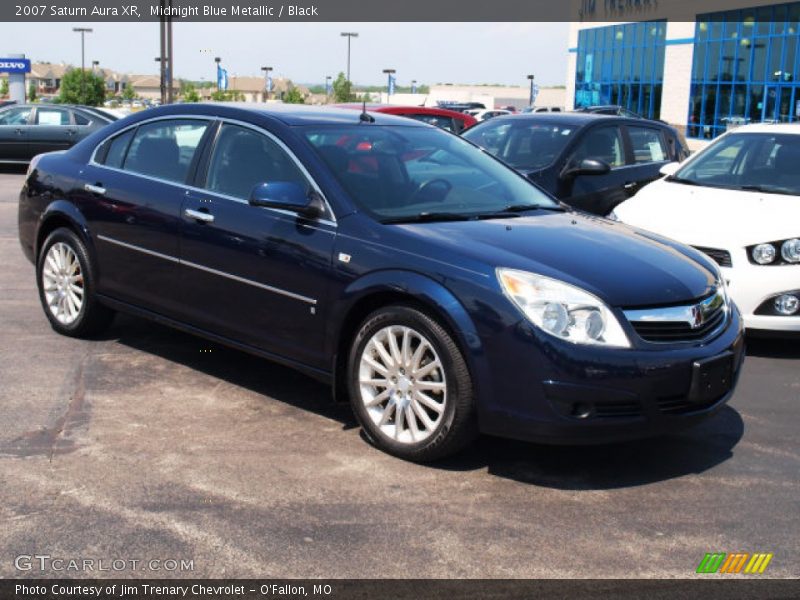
[{"left": 566, "top": 0, "right": 800, "bottom": 142}]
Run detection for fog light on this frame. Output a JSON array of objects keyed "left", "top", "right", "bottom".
[
  {"left": 570, "top": 402, "right": 592, "bottom": 419},
  {"left": 774, "top": 294, "right": 800, "bottom": 315},
  {"left": 752, "top": 243, "right": 776, "bottom": 264}
]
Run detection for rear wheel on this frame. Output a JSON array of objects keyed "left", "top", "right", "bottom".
[
  {"left": 37, "top": 228, "right": 114, "bottom": 337},
  {"left": 348, "top": 305, "right": 477, "bottom": 462}
]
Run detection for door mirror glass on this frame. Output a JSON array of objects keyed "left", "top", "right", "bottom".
[
  {"left": 659, "top": 161, "right": 681, "bottom": 177},
  {"left": 249, "top": 182, "right": 323, "bottom": 218}
]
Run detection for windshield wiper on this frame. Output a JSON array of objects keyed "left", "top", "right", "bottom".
[
  {"left": 737, "top": 184, "right": 793, "bottom": 194},
  {"left": 381, "top": 212, "right": 473, "bottom": 224},
  {"left": 666, "top": 175, "right": 702, "bottom": 186},
  {"left": 498, "top": 203, "right": 564, "bottom": 213}
]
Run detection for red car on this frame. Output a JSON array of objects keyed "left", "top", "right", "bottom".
[{"left": 334, "top": 104, "right": 477, "bottom": 133}]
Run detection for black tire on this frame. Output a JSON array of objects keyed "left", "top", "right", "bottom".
[
  {"left": 347, "top": 305, "right": 477, "bottom": 462},
  {"left": 36, "top": 227, "right": 114, "bottom": 337}
]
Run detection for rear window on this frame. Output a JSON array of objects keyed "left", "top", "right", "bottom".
[
  {"left": 628, "top": 126, "right": 667, "bottom": 164},
  {"left": 98, "top": 129, "right": 135, "bottom": 169}
]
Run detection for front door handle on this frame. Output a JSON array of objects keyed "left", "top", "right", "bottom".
[
  {"left": 623, "top": 182, "right": 638, "bottom": 190},
  {"left": 185, "top": 208, "right": 215, "bottom": 223},
  {"left": 84, "top": 183, "right": 106, "bottom": 195}
]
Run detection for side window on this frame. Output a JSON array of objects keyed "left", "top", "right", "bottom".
[
  {"left": 72, "top": 111, "right": 91, "bottom": 126},
  {"left": 628, "top": 126, "right": 668, "bottom": 164},
  {"left": 407, "top": 114, "right": 456, "bottom": 133},
  {"left": 572, "top": 126, "right": 625, "bottom": 168},
  {"left": 98, "top": 129, "right": 135, "bottom": 168},
  {"left": 205, "top": 124, "right": 308, "bottom": 200},
  {"left": 0, "top": 107, "right": 32, "bottom": 125},
  {"left": 36, "top": 108, "right": 71, "bottom": 126},
  {"left": 123, "top": 119, "right": 208, "bottom": 184}
]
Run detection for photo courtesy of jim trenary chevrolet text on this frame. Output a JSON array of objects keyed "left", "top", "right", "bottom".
[{"left": 0, "top": 0, "right": 798, "bottom": 598}]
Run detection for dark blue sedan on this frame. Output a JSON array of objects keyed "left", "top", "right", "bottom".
[{"left": 17, "top": 104, "right": 744, "bottom": 461}]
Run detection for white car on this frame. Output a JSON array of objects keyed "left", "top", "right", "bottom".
[{"left": 615, "top": 123, "right": 800, "bottom": 334}]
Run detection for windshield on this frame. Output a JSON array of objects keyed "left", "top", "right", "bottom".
[
  {"left": 462, "top": 119, "right": 577, "bottom": 170},
  {"left": 303, "top": 125, "right": 558, "bottom": 222},
  {"left": 674, "top": 132, "right": 800, "bottom": 196}
]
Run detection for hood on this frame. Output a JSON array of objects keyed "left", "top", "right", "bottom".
[
  {"left": 396, "top": 211, "right": 717, "bottom": 308},
  {"left": 616, "top": 178, "right": 800, "bottom": 247}
]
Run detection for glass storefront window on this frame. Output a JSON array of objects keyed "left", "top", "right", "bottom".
[
  {"left": 574, "top": 20, "right": 667, "bottom": 119},
  {"left": 689, "top": 2, "right": 800, "bottom": 139}
]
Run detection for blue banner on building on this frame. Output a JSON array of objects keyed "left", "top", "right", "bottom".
[
  {"left": 217, "top": 64, "right": 228, "bottom": 91},
  {"left": 0, "top": 58, "right": 31, "bottom": 73}
]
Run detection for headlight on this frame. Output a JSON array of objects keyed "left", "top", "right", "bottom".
[
  {"left": 782, "top": 238, "right": 800, "bottom": 263},
  {"left": 497, "top": 268, "right": 630, "bottom": 348},
  {"left": 752, "top": 243, "right": 776, "bottom": 265}
]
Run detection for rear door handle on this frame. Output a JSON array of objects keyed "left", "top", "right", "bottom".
[
  {"left": 84, "top": 183, "right": 106, "bottom": 195},
  {"left": 623, "top": 182, "right": 638, "bottom": 190},
  {"left": 185, "top": 208, "right": 215, "bottom": 223}
]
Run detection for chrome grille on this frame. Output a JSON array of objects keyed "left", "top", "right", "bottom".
[
  {"left": 692, "top": 246, "right": 732, "bottom": 268},
  {"left": 624, "top": 288, "right": 728, "bottom": 344}
]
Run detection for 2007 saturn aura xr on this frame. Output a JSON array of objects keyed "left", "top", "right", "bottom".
[{"left": 18, "top": 104, "right": 745, "bottom": 461}]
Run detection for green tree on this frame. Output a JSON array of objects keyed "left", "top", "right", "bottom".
[
  {"left": 210, "top": 89, "right": 244, "bottom": 102},
  {"left": 283, "top": 85, "right": 305, "bottom": 104},
  {"left": 0, "top": 78, "right": 8, "bottom": 98},
  {"left": 332, "top": 72, "right": 356, "bottom": 103},
  {"left": 58, "top": 68, "right": 106, "bottom": 106},
  {"left": 121, "top": 84, "right": 136, "bottom": 101},
  {"left": 182, "top": 81, "right": 201, "bottom": 103},
  {"left": 28, "top": 82, "right": 37, "bottom": 102}
]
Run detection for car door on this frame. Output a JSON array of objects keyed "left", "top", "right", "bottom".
[
  {"left": 29, "top": 106, "right": 75, "bottom": 155},
  {"left": 81, "top": 117, "right": 212, "bottom": 316},
  {"left": 179, "top": 121, "right": 336, "bottom": 369},
  {"left": 0, "top": 106, "right": 32, "bottom": 161},
  {"left": 619, "top": 124, "right": 672, "bottom": 197},
  {"left": 558, "top": 124, "right": 631, "bottom": 216}
]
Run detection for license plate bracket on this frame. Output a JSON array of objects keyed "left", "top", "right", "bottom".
[{"left": 688, "top": 351, "right": 734, "bottom": 404}]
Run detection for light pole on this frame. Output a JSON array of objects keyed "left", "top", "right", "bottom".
[
  {"left": 527, "top": 74, "right": 536, "bottom": 107},
  {"left": 340, "top": 32, "right": 358, "bottom": 83},
  {"left": 325, "top": 75, "right": 332, "bottom": 98},
  {"left": 155, "top": 57, "right": 166, "bottom": 104},
  {"left": 383, "top": 69, "right": 396, "bottom": 98},
  {"left": 72, "top": 27, "right": 93, "bottom": 104},
  {"left": 261, "top": 66, "right": 273, "bottom": 101},
  {"left": 91, "top": 60, "right": 99, "bottom": 71},
  {"left": 411, "top": 79, "right": 417, "bottom": 94}
]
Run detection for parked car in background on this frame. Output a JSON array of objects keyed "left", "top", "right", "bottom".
[
  {"left": 616, "top": 124, "right": 800, "bottom": 334},
  {"left": 0, "top": 104, "right": 116, "bottom": 163},
  {"left": 18, "top": 104, "right": 743, "bottom": 461},
  {"left": 435, "top": 102, "right": 486, "bottom": 113},
  {"left": 0, "top": 100, "right": 17, "bottom": 109},
  {"left": 574, "top": 105, "right": 644, "bottom": 118},
  {"left": 335, "top": 104, "right": 477, "bottom": 133},
  {"left": 522, "top": 106, "right": 563, "bottom": 113},
  {"left": 462, "top": 113, "right": 689, "bottom": 216},
  {"left": 467, "top": 109, "right": 512, "bottom": 122}
]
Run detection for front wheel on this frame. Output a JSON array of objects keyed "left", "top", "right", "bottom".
[
  {"left": 348, "top": 305, "right": 477, "bottom": 462},
  {"left": 37, "top": 227, "right": 115, "bottom": 337}
]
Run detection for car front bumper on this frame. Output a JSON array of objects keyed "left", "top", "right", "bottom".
[
  {"left": 722, "top": 260, "right": 800, "bottom": 333},
  {"left": 476, "top": 305, "right": 745, "bottom": 445}
]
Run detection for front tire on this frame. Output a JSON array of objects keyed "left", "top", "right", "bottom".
[
  {"left": 37, "top": 227, "right": 114, "bottom": 337},
  {"left": 348, "top": 305, "right": 477, "bottom": 462}
]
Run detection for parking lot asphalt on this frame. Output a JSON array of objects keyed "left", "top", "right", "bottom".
[{"left": 0, "top": 169, "right": 798, "bottom": 579}]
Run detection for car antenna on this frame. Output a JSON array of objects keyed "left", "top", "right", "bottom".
[{"left": 359, "top": 100, "right": 375, "bottom": 123}]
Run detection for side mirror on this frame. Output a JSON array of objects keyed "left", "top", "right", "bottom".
[
  {"left": 248, "top": 182, "right": 325, "bottom": 219},
  {"left": 659, "top": 162, "right": 681, "bottom": 177},
  {"left": 561, "top": 158, "right": 611, "bottom": 180}
]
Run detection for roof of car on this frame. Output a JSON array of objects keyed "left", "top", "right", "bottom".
[
  {"left": 477, "top": 112, "right": 637, "bottom": 127},
  {"left": 724, "top": 123, "right": 800, "bottom": 135},
  {"left": 333, "top": 103, "right": 472, "bottom": 119},
  {"left": 181, "top": 102, "right": 428, "bottom": 126}
]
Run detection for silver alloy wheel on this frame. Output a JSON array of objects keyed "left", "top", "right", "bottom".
[
  {"left": 358, "top": 325, "right": 447, "bottom": 444},
  {"left": 42, "top": 242, "right": 84, "bottom": 325}
]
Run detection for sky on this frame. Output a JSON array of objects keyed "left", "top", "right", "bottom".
[{"left": 2, "top": 22, "right": 569, "bottom": 87}]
